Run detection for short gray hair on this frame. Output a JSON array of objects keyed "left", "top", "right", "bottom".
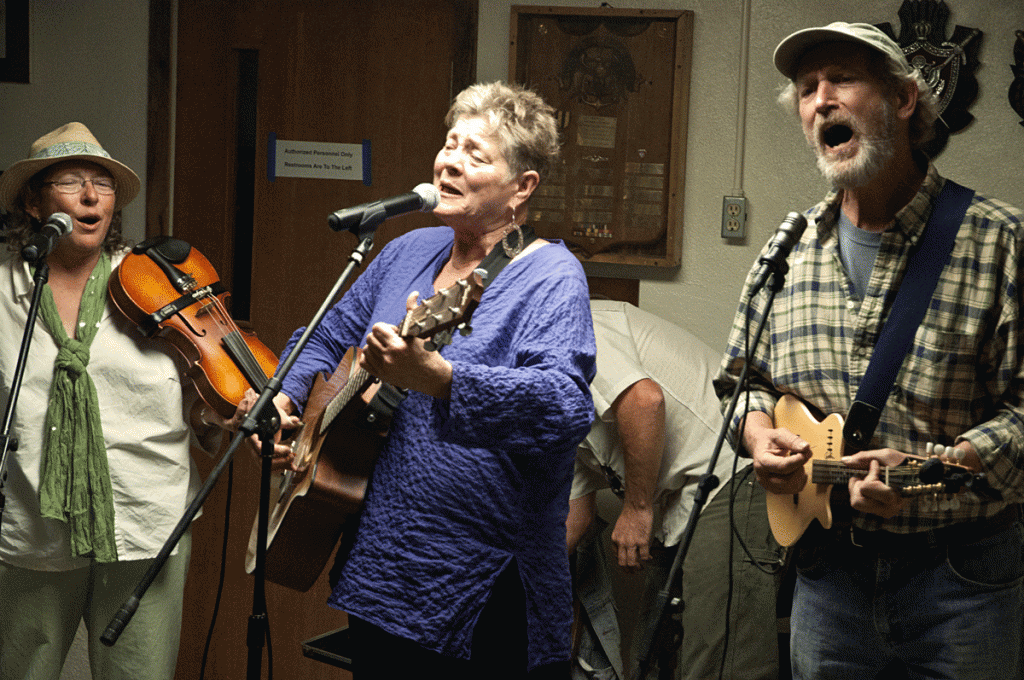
[{"left": 445, "top": 81, "right": 560, "bottom": 183}]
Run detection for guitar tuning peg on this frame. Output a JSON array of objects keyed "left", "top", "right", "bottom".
[
  {"left": 459, "top": 323, "right": 472, "bottom": 336},
  {"left": 949, "top": 495, "right": 961, "bottom": 511},
  {"left": 926, "top": 442, "right": 934, "bottom": 456},
  {"left": 932, "top": 443, "right": 946, "bottom": 458},
  {"left": 424, "top": 339, "right": 438, "bottom": 352}
]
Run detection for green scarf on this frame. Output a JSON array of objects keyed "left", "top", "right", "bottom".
[{"left": 37, "top": 251, "right": 118, "bottom": 562}]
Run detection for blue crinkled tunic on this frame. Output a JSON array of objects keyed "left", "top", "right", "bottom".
[{"left": 278, "top": 226, "right": 596, "bottom": 669}]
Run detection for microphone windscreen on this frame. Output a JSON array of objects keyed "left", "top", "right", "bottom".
[{"left": 413, "top": 183, "right": 440, "bottom": 210}]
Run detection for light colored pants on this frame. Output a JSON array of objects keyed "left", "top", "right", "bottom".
[{"left": 0, "top": 528, "right": 191, "bottom": 680}]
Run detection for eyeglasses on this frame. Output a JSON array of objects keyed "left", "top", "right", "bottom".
[{"left": 46, "top": 177, "right": 116, "bottom": 195}]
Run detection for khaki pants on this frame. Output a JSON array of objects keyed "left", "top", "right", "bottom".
[{"left": 0, "top": 528, "right": 191, "bottom": 680}]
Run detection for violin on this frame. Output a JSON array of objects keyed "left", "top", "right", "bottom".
[{"left": 108, "top": 236, "right": 278, "bottom": 419}]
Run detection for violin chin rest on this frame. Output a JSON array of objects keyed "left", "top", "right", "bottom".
[{"left": 133, "top": 235, "right": 192, "bottom": 264}]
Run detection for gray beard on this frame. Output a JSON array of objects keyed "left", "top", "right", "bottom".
[
  {"left": 817, "top": 134, "right": 894, "bottom": 189},
  {"left": 812, "top": 102, "right": 896, "bottom": 190}
]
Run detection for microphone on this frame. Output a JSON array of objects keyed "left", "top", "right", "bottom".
[
  {"left": 328, "top": 183, "right": 440, "bottom": 234},
  {"left": 22, "top": 212, "right": 73, "bottom": 262},
  {"left": 748, "top": 212, "right": 808, "bottom": 296}
]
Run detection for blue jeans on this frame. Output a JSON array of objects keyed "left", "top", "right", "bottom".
[{"left": 790, "top": 513, "right": 1024, "bottom": 680}]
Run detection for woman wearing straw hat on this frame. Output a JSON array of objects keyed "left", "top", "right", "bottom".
[{"left": 0, "top": 123, "right": 239, "bottom": 679}]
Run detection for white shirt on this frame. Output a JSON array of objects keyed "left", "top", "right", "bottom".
[
  {"left": 0, "top": 252, "right": 205, "bottom": 570},
  {"left": 573, "top": 300, "right": 734, "bottom": 546}
]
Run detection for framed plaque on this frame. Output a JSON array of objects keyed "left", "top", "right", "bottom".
[{"left": 511, "top": 6, "right": 693, "bottom": 267}]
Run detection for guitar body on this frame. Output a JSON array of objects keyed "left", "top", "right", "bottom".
[
  {"left": 246, "top": 347, "right": 390, "bottom": 592},
  {"left": 767, "top": 395, "right": 975, "bottom": 546},
  {"left": 767, "top": 394, "right": 846, "bottom": 547}
]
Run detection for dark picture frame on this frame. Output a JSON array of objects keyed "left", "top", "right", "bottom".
[
  {"left": 0, "top": 0, "right": 30, "bottom": 83},
  {"left": 511, "top": 5, "right": 693, "bottom": 268}
]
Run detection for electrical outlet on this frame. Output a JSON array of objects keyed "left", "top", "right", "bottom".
[{"left": 722, "top": 196, "right": 747, "bottom": 239}]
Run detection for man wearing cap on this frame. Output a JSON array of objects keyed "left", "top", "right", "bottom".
[
  {"left": 0, "top": 123, "right": 241, "bottom": 679},
  {"left": 715, "top": 22, "right": 1024, "bottom": 679}
]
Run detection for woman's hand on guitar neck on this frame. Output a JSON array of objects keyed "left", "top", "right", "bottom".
[
  {"left": 360, "top": 291, "right": 454, "bottom": 399},
  {"left": 743, "top": 410, "right": 812, "bottom": 495}
]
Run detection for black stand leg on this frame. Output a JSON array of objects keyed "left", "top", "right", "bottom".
[
  {"left": 0, "top": 258, "right": 50, "bottom": 537},
  {"left": 633, "top": 267, "right": 787, "bottom": 680}
]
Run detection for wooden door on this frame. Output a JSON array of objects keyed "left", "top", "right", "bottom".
[{"left": 154, "top": 2, "right": 477, "bottom": 678}]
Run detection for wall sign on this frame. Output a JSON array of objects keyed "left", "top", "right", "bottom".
[
  {"left": 267, "top": 134, "right": 371, "bottom": 184},
  {"left": 1010, "top": 29, "right": 1024, "bottom": 127},
  {"left": 878, "top": 0, "right": 982, "bottom": 157}
]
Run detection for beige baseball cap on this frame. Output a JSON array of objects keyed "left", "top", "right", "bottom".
[{"left": 774, "top": 21, "right": 910, "bottom": 80}]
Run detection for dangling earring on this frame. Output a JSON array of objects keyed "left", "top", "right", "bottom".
[{"left": 502, "top": 210, "right": 524, "bottom": 258}]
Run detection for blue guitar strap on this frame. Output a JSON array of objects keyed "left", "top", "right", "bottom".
[{"left": 842, "top": 180, "right": 975, "bottom": 449}]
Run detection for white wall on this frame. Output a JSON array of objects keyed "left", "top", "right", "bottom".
[
  {"left": 480, "top": 0, "right": 1024, "bottom": 353},
  {"left": 0, "top": 1, "right": 150, "bottom": 246}
]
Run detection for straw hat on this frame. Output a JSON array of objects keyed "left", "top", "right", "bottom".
[
  {"left": 774, "top": 22, "right": 911, "bottom": 81},
  {"left": 0, "top": 122, "right": 140, "bottom": 213}
]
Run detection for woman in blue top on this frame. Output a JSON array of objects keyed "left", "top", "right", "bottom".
[{"left": 253, "top": 81, "right": 596, "bottom": 678}]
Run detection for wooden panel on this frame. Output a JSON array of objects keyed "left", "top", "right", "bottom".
[
  {"left": 587, "top": 276, "right": 639, "bottom": 306},
  {"left": 247, "top": 0, "right": 477, "bottom": 353},
  {"left": 510, "top": 6, "right": 693, "bottom": 268}
]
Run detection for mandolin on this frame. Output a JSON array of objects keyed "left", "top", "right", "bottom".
[
  {"left": 766, "top": 394, "right": 976, "bottom": 546},
  {"left": 108, "top": 237, "right": 278, "bottom": 419},
  {"left": 246, "top": 271, "right": 484, "bottom": 591}
]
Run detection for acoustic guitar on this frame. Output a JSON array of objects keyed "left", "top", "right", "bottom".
[
  {"left": 766, "top": 394, "right": 975, "bottom": 546},
  {"left": 246, "top": 272, "right": 484, "bottom": 591}
]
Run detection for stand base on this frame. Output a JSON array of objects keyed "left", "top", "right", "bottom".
[{"left": 302, "top": 626, "right": 353, "bottom": 669}]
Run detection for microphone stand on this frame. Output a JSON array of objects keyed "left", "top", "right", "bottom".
[
  {"left": 101, "top": 205, "right": 390, "bottom": 680},
  {"left": 0, "top": 255, "right": 52, "bottom": 533},
  {"left": 633, "top": 261, "right": 789, "bottom": 680}
]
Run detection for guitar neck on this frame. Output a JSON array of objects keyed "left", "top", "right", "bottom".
[
  {"left": 320, "top": 363, "right": 373, "bottom": 436},
  {"left": 811, "top": 459, "right": 934, "bottom": 495}
]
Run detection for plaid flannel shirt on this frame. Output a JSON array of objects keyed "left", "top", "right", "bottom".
[{"left": 715, "top": 163, "right": 1024, "bottom": 532}]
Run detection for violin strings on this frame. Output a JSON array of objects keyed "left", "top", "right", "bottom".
[{"left": 203, "top": 291, "right": 269, "bottom": 392}]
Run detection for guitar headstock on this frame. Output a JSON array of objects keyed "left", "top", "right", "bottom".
[{"left": 397, "top": 270, "right": 484, "bottom": 345}]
